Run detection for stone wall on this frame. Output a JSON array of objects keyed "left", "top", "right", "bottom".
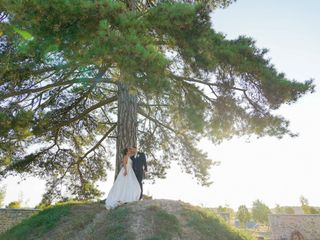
[
  {"left": 0, "top": 208, "right": 40, "bottom": 233},
  {"left": 269, "top": 214, "right": 320, "bottom": 240}
]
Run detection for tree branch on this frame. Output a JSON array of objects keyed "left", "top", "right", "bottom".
[
  {"left": 53, "top": 96, "right": 117, "bottom": 129},
  {"left": 0, "top": 77, "right": 115, "bottom": 101},
  {"left": 174, "top": 74, "right": 266, "bottom": 112},
  {"left": 81, "top": 124, "right": 117, "bottom": 159},
  {"left": 138, "top": 107, "right": 177, "bottom": 134}
]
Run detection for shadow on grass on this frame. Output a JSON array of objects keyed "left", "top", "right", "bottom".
[
  {"left": 144, "top": 205, "right": 181, "bottom": 240},
  {"left": 182, "top": 205, "right": 255, "bottom": 240},
  {"left": 105, "top": 206, "right": 135, "bottom": 240}
]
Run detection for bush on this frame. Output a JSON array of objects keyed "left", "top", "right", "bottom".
[{"left": 7, "top": 201, "right": 21, "bottom": 209}]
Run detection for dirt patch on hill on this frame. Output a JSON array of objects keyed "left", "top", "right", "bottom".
[{"left": 127, "top": 199, "right": 201, "bottom": 240}]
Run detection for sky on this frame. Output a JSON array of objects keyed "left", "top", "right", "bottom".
[{"left": 1, "top": 0, "right": 320, "bottom": 210}]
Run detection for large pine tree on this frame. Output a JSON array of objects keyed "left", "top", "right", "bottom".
[{"left": 0, "top": 0, "right": 314, "bottom": 202}]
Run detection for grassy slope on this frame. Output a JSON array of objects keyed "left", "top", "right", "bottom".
[
  {"left": 0, "top": 204, "right": 71, "bottom": 240},
  {"left": 0, "top": 200, "right": 255, "bottom": 240},
  {"left": 181, "top": 204, "right": 254, "bottom": 240},
  {"left": 0, "top": 202, "right": 102, "bottom": 240}
]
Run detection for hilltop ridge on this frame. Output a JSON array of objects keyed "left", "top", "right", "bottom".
[{"left": 0, "top": 199, "right": 254, "bottom": 240}]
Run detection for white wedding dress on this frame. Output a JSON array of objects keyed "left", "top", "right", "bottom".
[{"left": 105, "top": 157, "right": 141, "bottom": 209}]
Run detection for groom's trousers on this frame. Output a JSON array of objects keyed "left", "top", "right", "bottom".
[{"left": 136, "top": 175, "right": 143, "bottom": 200}]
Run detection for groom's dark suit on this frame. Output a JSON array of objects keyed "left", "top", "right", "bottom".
[{"left": 131, "top": 152, "right": 147, "bottom": 200}]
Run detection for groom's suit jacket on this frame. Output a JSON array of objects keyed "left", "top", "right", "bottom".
[{"left": 131, "top": 152, "right": 147, "bottom": 181}]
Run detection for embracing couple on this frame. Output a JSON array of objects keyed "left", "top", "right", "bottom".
[{"left": 105, "top": 146, "right": 147, "bottom": 209}]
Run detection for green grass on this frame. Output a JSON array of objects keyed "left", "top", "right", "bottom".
[
  {"left": 105, "top": 206, "right": 135, "bottom": 240},
  {"left": 0, "top": 204, "right": 71, "bottom": 240},
  {"left": 182, "top": 205, "right": 255, "bottom": 240},
  {"left": 144, "top": 205, "right": 181, "bottom": 240}
]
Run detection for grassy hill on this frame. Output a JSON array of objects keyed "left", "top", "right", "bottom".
[{"left": 0, "top": 199, "right": 255, "bottom": 240}]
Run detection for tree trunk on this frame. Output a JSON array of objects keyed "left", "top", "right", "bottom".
[
  {"left": 115, "top": 0, "right": 137, "bottom": 181},
  {"left": 115, "top": 82, "right": 137, "bottom": 180}
]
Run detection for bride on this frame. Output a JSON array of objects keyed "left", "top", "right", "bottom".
[{"left": 105, "top": 147, "right": 141, "bottom": 209}]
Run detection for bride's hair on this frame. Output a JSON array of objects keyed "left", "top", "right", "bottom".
[{"left": 122, "top": 147, "right": 128, "bottom": 156}]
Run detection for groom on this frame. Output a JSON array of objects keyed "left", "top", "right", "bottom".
[{"left": 130, "top": 146, "right": 147, "bottom": 200}]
